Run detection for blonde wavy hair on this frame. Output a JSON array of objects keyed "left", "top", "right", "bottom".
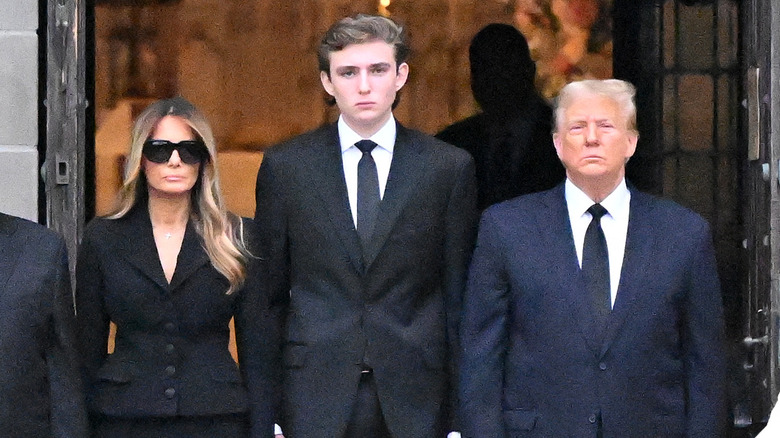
[{"left": 109, "top": 97, "right": 250, "bottom": 294}]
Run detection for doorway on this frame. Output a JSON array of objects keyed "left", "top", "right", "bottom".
[{"left": 46, "top": 0, "right": 776, "bottom": 434}]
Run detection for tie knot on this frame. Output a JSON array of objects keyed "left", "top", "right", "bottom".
[
  {"left": 355, "top": 139, "right": 377, "bottom": 154},
  {"left": 588, "top": 203, "right": 608, "bottom": 220}
]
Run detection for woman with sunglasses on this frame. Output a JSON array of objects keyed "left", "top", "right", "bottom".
[{"left": 75, "top": 97, "right": 279, "bottom": 437}]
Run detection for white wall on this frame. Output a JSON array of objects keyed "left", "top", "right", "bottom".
[{"left": 0, "top": 0, "right": 38, "bottom": 221}]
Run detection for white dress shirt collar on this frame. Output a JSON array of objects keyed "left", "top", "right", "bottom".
[
  {"left": 338, "top": 115, "right": 396, "bottom": 154},
  {"left": 565, "top": 179, "right": 631, "bottom": 225},
  {"left": 338, "top": 115, "right": 396, "bottom": 227}
]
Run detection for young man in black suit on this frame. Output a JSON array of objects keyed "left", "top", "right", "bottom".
[
  {"left": 255, "top": 13, "right": 477, "bottom": 438},
  {"left": 0, "top": 212, "right": 87, "bottom": 437}
]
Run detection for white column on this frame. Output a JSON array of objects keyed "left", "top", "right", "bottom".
[{"left": 0, "top": 0, "right": 38, "bottom": 221}]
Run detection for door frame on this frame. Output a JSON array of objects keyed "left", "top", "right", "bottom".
[{"left": 43, "top": 0, "right": 91, "bottom": 276}]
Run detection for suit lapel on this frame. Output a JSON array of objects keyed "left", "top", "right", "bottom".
[
  {"left": 111, "top": 206, "right": 214, "bottom": 292},
  {"left": 363, "top": 124, "right": 426, "bottom": 267},
  {"left": 540, "top": 187, "right": 603, "bottom": 355},
  {"left": 305, "top": 124, "right": 364, "bottom": 274},
  {"left": 108, "top": 206, "right": 171, "bottom": 292},
  {"left": 599, "top": 189, "right": 655, "bottom": 357},
  {"left": 0, "top": 213, "right": 22, "bottom": 293},
  {"left": 169, "top": 220, "right": 210, "bottom": 291}
]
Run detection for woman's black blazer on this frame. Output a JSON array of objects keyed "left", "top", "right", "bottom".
[{"left": 75, "top": 204, "right": 279, "bottom": 437}]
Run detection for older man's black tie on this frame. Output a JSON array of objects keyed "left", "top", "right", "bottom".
[
  {"left": 583, "top": 203, "right": 610, "bottom": 330},
  {"left": 356, "top": 140, "right": 380, "bottom": 251}
]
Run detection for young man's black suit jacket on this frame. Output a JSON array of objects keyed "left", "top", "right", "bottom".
[
  {"left": 460, "top": 184, "right": 727, "bottom": 437},
  {"left": 0, "top": 212, "right": 88, "bottom": 437},
  {"left": 255, "top": 121, "right": 478, "bottom": 438}
]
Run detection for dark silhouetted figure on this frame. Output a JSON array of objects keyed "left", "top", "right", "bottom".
[{"left": 437, "top": 23, "right": 565, "bottom": 211}]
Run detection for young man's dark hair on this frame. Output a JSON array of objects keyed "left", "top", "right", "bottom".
[{"left": 317, "top": 14, "right": 410, "bottom": 76}]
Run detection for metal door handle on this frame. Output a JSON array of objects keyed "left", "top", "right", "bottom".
[{"left": 743, "top": 335, "right": 768, "bottom": 347}]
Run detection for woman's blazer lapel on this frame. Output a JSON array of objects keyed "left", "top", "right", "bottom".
[
  {"left": 169, "top": 220, "right": 210, "bottom": 291},
  {"left": 107, "top": 206, "right": 209, "bottom": 292}
]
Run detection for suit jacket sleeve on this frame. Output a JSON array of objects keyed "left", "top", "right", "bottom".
[
  {"left": 254, "top": 151, "right": 290, "bottom": 430},
  {"left": 48, "top": 236, "right": 89, "bottom": 437},
  {"left": 75, "top": 224, "right": 112, "bottom": 395},
  {"left": 443, "top": 153, "right": 478, "bottom": 430},
  {"left": 458, "top": 210, "right": 508, "bottom": 438},
  {"left": 684, "top": 220, "right": 727, "bottom": 437},
  {"left": 234, "top": 218, "right": 282, "bottom": 438},
  {"left": 254, "top": 150, "right": 291, "bottom": 305}
]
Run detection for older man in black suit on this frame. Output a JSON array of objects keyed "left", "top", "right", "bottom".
[
  {"left": 255, "top": 13, "right": 477, "bottom": 438},
  {"left": 460, "top": 79, "right": 727, "bottom": 437},
  {"left": 0, "top": 212, "right": 87, "bottom": 437}
]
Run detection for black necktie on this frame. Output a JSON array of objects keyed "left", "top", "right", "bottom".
[
  {"left": 356, "top": 140, "right": 380, "bottom": 250},
  {"left": 582, "top": 203, "right": 611, "bottom": 329}
]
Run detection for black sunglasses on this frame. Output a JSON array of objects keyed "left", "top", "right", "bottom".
[{"left": 142, "top": 139, "right": 210, "bottom": 165}]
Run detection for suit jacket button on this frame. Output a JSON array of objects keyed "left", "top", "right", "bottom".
[
  {"left": 165, "top": 388, "right": 176, "bottom": 398},
  {"left": 164, "top": 322, "right": 176, "bottom": 333},
  {"left": 588, "top": 414, "right": 597, "bottom": 424},
  {"left": 599, "top": 362, "right": 607, "bottom": 370},
  {"left": 165, "top": 365, "right": 176, "bottom": 376},
  {"left": 166, "top": 343, "right": 175, "bottom": 353}
]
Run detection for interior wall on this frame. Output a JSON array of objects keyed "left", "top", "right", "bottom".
[
  {"left": 93, "top": 0, "right": 613, "bottom": 216},
  {"left": 0, "top": 0, "right": 39, "bottom": 221}
]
